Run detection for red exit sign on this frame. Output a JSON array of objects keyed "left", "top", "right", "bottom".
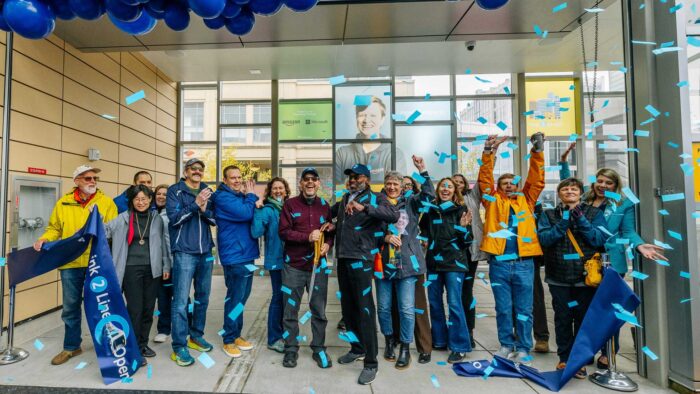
[{"left": 28, "top": 167, "right": 47, "bottom": 175}]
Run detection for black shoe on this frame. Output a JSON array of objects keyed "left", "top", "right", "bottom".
[
  {"left": 338, "top": 351, "right": 365, "bottom": 364},
  {"left": 469, "top": 330, "right": 476, "bottom": 349},
  {"left": 447, "top": 351, "right": 466, "bottom": 364},
  {"left": 358, "top": 367, "right": 377, "bottom": 385},
  {"left": 312, "top": 352, "right": 332, "bottom": 369},
  {"left": 337, "top": 319, "right": 346, "bottom": 331},
  {"left": 395, "top": 342, "right": 411, "bottom": 370},
  {"left": 141, "top": 345, "right": 156, "bottom": 358},
  {"left": 432, "top": 344, "right": 447, "bottom": 351},
  {"left": 140, "top": 357, "right": 148, "bottom": 367},
  {"left": 418, "top": 353, "right": 431, "bottom": 364},
  {"left": 383, "top": 335, "right": 396, "bottom": 361},
  {"left": 283, "top": 351, "right": 298, "bottom": 368}
]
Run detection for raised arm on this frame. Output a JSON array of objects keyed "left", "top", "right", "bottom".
[
  {"left": 559, "top": 141, "right": 575, "bottom": 180},
  {"left": 522, "top": 132, "right": 545, "bottom": 211}
]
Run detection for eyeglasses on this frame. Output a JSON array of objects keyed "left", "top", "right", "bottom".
[
  {"left": 348, "top": 174, "right": 360, "bottom": 180},
  {"left": 188, "top": 166, "right": 204, "bottom": 172},
  {"left": 302, "top": 176, "right": 318, "bottom": 182},
  {"left": 133, "top": 197, "right": 151, "bottom": 203},
  {"left": 79, "top": 176, "right": 99, "bottom": 182}
]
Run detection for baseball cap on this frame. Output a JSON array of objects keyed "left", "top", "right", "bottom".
[
  {"left": 72, "top": 164, "right": 101, "bottom": 181},
  {"left": 184, "top": 158, "right": 205, "bottom": 169},
  {"left": 344, "top": 164, "right": 371, "bottom": 178},
  {"left": 300, "top": 167, "right": 319, "bottom": 179}
]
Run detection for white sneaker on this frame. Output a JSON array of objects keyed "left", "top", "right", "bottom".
[
  {"left": 154, "top": 333, "right": 169, "bottom": 343},
  {"left": 495, "top": 346, "right": 513, "bottom": 358},
  {"left": 510, "top": 351, "right": 533, "bottom": 366}
]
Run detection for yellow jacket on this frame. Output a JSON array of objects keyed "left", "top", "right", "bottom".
[
  {"left": 478, "top": 150, "right": 544, "bottom": 258},
  {"left": 40, "top": 189, "right": 118, "bottom": 269}
]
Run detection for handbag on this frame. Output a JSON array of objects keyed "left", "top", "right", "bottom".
[
  {"left": 566, "top": 229, "right": 602, "bottom": 287},
  {"left": 374, "top": 245, "right": 384, "bottom": 279}
]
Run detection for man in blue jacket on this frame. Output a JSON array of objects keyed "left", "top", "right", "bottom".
[
  {"left": 211, "top": 165, "right": 260, "bottom": 359},
  {"left": 166, "top": 158, "right": 216, "bottom": 367},
  {"left": 114, "top": 170, "right": 153, "bottom": 213}
]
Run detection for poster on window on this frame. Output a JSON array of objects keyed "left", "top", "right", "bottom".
[
  {"left": 525, "top": 78, "right": 581, "bottom": 137},
  {"left": 278, "top": 101, "right": 332, "bottom": 140},
  {"left": 693, "top": 142, "right": 700, "bottom": 203}
]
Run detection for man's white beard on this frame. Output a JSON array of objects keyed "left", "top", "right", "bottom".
[{"left": 80, "top": 185, "right": 97, "bottom": 196}]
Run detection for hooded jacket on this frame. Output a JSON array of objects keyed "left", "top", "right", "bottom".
[
  {"left": 419, "top": 201, "right": 473, "bottom": 272},
  {"left": 211, "top": 183, "right": 260, "bottom": 265},
  {"left": 251, "top": 199, "right": 285, "bottom": 271},
  {"left": 165, "top": 179, "right": 215, "bottom": 255}
]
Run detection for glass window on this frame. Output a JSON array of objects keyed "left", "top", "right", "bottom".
[
  {"left": 584, "top": 139, "right": 629, "bottom": 187},
  {"left": 253, "top": 128, "right": 272, "bottom": 144},
  {"left": 455, "top": 74, "right": 512, "bottom": 96},
  {"left": 394, "top": 75, "right": 451, "bottom": 97},
  {"left": 279, "top": 79, "right": 332, "bottom": 99},
  {"left": 183, "top": 102, "right": 204, "bottom": 141},
  {"left": 279, "top": 142, "right": 333, "bottom": 165},
  {"left": 456, "top": 139, "right": 515, "bottom": 184},
  {"left": 334, "top": 142, "right": 392, "bottom": 185},
  {"left": 395, "top": 100, "right": 452, "bottom": 122},
  {"left": 334, "top": 85, "right": 392, "bottom": 140},
  {"left": 220, "top": 103, "right": 271, "bottom": 125},
  {"left": 583, "top": 95, "right": 627, "bottom": 138},
  {"left": 582, "top": 71, "right": 626, "bottom": 93},
  {"left": 180, "top": 144, "right": 217, "bottom": 183},
  {"left": 222, "top": 127, "right": 247, "bottom": 144},
  {"left": 220, "top": 81, "right": 271, "bottom": 100},
  {"left": 220, "top": 103, "right": 245, "bottom": 124},
  {"left": 396, "top": 125, "right": 453, "bottom": 180},
  {"left": 182, "top": 88, "right": 217, "bottom": 141},
  {"left": 221, "top": 144, "right": 272, "bottom": 183},
  {"left": 253, "top": 104, "right": 272, "bottom": 124},
  {"left": 456, "top": 99, "right": 514, "bottom": 137},
  {"left": 689, "top": 45, "right": 700, "bottom": 134}
]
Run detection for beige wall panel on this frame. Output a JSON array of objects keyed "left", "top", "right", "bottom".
[
  {"left": 63, "top": 78, "right": 119, "bottom": 119},
  {"left": 121, "top": 53, "right": 157, "bottom": 89},
  {"left": 132, "top": 52, "right": 157, "bottom": 73},
  {"left": 120, "top": 106, "right": 155, "bottom": 137},
  {"left": 46, "top": 33, "right": 65, "bottom": 49},
  {"left": 119, "top": 163, "right": 154, "bottom": 185},
  {"left": 15, "top": 270, "right": 58, "bottom": 293},
  {"left": 11, "top": 83, "right": 62, "bottom": 124},
  {"left": 65, "top": 44, "right": 120, "bottom": 83},
  {"left": 9, "top": 141, "right": 61, "bottom": 175},
  {"left": 120, "top": 86, "right": 156, "bottom": 120},
  {"left": 157, "top": 76, "right": 177, "bottom": 103},
  {"left": 3, "top": 282, "right": 59, "bottom": 324},
  {"left": 106, "top": 52, "right": 120, "bottom": 64},
  {"left": 120, "top": 125, "right": 155, "bottom": 154},
  {"left": 156, "top": 92, "right": 177, "bottom": 116},
  {"left": 156, "top": 139, "right": 176, "bottom": 160},
  {"left": 12, "top": 53, "right": 63, "bottom": 98},
  {"left": 10, "top": 111, "right": 62, "bottom": 149},
  {"left": 62, "top": 127, "right": 119, "bottom": 162},
  {"left": 99, "top": 181, "right": 119, "bottom": 198},
  {"left": 156, "top": 156, "right": 176, "bottom": 176},
  {"left": 121, "top": 68, "right": 157, "bottom": 106},
  {"left": 63, "top": 103, "right": 119, "bottom": 143},
  {"left": 156, "top": 108, "right": 176, "bottom": 132},
  {"left": 65, "top": 54, "right": 120, "bottom": 102},
  {"left": 13, "top": 36, "right": 63, "bottom": 73},
  {"left": 0, "top": 43, "right": 5, "bottom": 77},
  {"left": 61, "top": 151, "right": 119, "bottom": 183},
  {"left": 156, "top": 124, "right": 176, "bottom": 146},
  {"left": 154, "top": 172, "right": 176, "bottom": 187},
  {"left": 119, "top": 146, "right": 155, "bottom": 172}
]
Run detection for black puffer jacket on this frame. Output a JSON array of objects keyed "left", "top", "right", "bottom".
[{"left": 419, "top": 201, "right": 472, "bottom": 272}]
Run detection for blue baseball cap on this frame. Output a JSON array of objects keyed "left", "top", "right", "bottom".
[
  {"left": 300, "top": 167, "right": 319, "bottom": 179},
  {"left": 344, "top": 164, "right": 371, "bottom": 178}
]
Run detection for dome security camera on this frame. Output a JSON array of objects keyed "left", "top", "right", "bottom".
[{"left": 465, "top": 41, "right": 476, "bottom": 51}]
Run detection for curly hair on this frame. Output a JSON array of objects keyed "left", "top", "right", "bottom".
[{"left": 264, "top": 177, "right": 291, "bottom": 201}]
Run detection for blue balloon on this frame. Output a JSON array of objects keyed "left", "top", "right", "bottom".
[
  {"left": 4, "top": 0, "right": 56, "bottom": 39},
  {"left": 146, "top": 0, "right": 166, "bottom": 12},
  {"left": 203, "top": 14, "right": 225, "bottom": 29},
  {"left": 0, "top": 8, "right": 12, "bottom": 32},
  {"left": 144, "top": 5, "right": 164, "bottom": 19},
  {"left": 224, "top": 8, "right": 253, "bottom": 35},
  {"left": 69, "top": 0, "right": 105, "bottom": 20},
  {"left": 233, "top": 0, "right": 250, "bottom": 4},
  {"left": 49, "top": 0, "right": 76, "bottom": 20},
  {"left": 108, "top": 9, "right": 156, "bottom": 35},
  {"left": 221, "top": 0, "right": 241, "bottom": 18},
  {"left": 249, "top": 0, "right": 281, "bottom": 16},
  {"left": 119, "top": 0, "right": 140, "bottom": 5},
  {"left": 164, "top": 2, "right": 189, "bottom": 31},
  {"left": 283, "top": 0, "right": 317, "bottom": 12},
  {"left": 188, "top": 0, "right": 225, "bottom": 18},
  {"left": 105, "top": 0, "right": 141, "bottom": 22},
  {"left": 475, "top": 0, "right": 509, "bottom": 10}
]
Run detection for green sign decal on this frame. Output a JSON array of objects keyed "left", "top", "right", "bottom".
[{"left": 278, "top": 101, "right": 332, "bottom": 140}]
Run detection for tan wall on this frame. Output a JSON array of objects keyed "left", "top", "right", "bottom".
[{"left": 1, "top": 33, "right": 178, "bottom": 326}]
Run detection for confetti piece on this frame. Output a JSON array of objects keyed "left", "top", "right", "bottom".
[
  {"left": 288, "top": 298, "right": 297, "bottom": 306},
  {"left": 563, "top": 253, "right": 580, "bottom": 260},
  {"left": 218, "top": 329, "right": 226, "bottom": 336},
  {"left": 147, "top": 364, "right": 152, "bottom": 379},
  {"left": 645, "top": 104, "right": 661, "bottom": 117},
  {"left": 585, "top": 7, "right": 604, "bottom": 12},
  {"left": 34, "top": 339, "right": 44, "bottom": 351},
  {"left": 604, "top": 191, "right": 622, "bottom": 201},
  {"left": 406, "top": 110, "right": 422, "bottom": 125},
  {"left": 615, "top": 311, "right": 641, "bottom": 327},
  {"left": 642, "top": 346, "right": 659, "bottom": 360},
  {"left": 300, "top": 311, "right": 312, "bottom": 324},
  {"left": 516, "top": 314, "right": 528, "bottom": 321},
  {"left": 125, "top": 90, "right": 145, "bottom": 105},
  {"left": 677, "top": 80, "right": 689, "bottom": 87},
  {"left": 101, "top": 114, "right": 117, "bottom": 120},
  {"left": 228, "top": 302, "right": 245, "bottom": 321},
  {"left": 680, "top": 271, "right": 691, "bottom": 279},
  {"left": 198, "top": 352, "right": 215, "bottom": 369},
  {"left": 0, "top": 257, "right": 5, "bottom": 267},
  {"left": 362, "top": 286, "right": 371, "bottom": 296},
  {"left": 552, "top": 2, "right": 568, "bottom": 13},
  {"left": 75, "top": 361, "right": 88, "bottom": 370},
  {"left": 661, "top": 193, "right": 685, "bottom": 202},
  {"left": 681, "top": 298, "right": 693, "bottom": 303},
  {"left": 496, "top": 121, "right": 508, "bottom": 131},
  {"left": 329, "top": 75, "right": 346, "bottom": 85},
  {"left": 567, "top": 301, "right": 579, "bottom": 308},
  {"left": 431, "top": 374, "right": 441, "bottom": 388},
  {"left": 354, "top": 95, "right": 372, "bottom": 106},
  {"left": 631, "top": 271, "right": 649, "bottom": 280},
  {"left": 667, "top": 230, "right": 683, "bottom": 240}
]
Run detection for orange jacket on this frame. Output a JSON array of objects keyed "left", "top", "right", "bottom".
[{"left": 478, "top": 150, "right": 545, "bottom": 258}]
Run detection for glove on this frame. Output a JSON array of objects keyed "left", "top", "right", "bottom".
[
  {"left": 530, "top": 132, "right": 544, "bottom": 153},
  {"left": 570, "top": 204, "right": 584, "bottom": 219}
]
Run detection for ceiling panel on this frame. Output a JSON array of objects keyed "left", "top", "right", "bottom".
[
  {"left": 241, "top": 6, "right": 347, "bottom": 44},
  {"left": 137, "top": 17, "right": 242, "bottom": 48},
  {"left": 54, "top": 18, "right": 147, "bottom": 51}
]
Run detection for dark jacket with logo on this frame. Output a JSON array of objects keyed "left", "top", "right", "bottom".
[
  {"left": 419, "top": 201, "right": 472, "bottom": 272},
  {"left": 166, "top": 179, "right": 215, "bottom": 255},
  {"left": 537, "top": 203, "right": 608, "bottom": 286},
  {"left": 279, "top": 195, "right": 335, "bottom": 272}
]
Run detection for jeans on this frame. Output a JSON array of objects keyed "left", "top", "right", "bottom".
[
  {"left": 549, "top": 284, "right": 597, "bottom": 362},
  {"left": 268, "top": 269, "right": 284, "bottom": 346},
  {"left": 489, "top": 258, "right": 534, "bottom": 352},
  {"left": 157, "top": 277, "right": 192, "bottom": 336},
  {"left": 376, "top": 276, "right": 417, "bottom": 344},
  {"left": 122, "top": 265, "right": 161, "bottom": 348},
  {"left": 171, "top": 252, "right": 213, "bottom": 352},
  {"left": 60, "top": 268, "right": 86, "bottom": 351},
  {"left": 282, "top": 264, "right": 328, "bottom": 353},
  {"left": 427, "top": 271, "right": 471, "bottom": 353},
  {"left": 392, "top": 274, "right": 432, "bottom": 353},
  {"left": 337, "top": 258, "right": 378, "bottom": 368},
  {"left": 222, "top": 263, "right": 254, "bottom": 344}
]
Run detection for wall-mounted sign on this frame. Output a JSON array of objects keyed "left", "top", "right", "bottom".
[
  {"left": 28, "top": 167, "right": 47, "bottom": 175},
  {"left": 525, "top": 78, "right": 580, "bottom": 137},
  {"left": 278, "top": 101, "right": 332, "bottom": 140}
]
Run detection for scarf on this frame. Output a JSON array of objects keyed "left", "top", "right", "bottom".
[
  {"left": 73, "top": 188, "right": 96, "bottom": 208},
  {"left": 266, "top": 196, "right": 284, "bottom": 211}
]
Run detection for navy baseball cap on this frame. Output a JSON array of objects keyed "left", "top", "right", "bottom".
[
  {"left": 344, "top": 164, "right": 371, "bottom": 178},
  {"left": 184, "top": 158, "right": 205, "bottom": 169},
  {"left": 300, "top": 167, "right": 319, "bottom": 179}
]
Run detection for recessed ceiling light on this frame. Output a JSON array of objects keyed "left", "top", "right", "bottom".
[
  {"left": 249, "top": 69, "right": 262, "bottom": 75},
  {"left": 377, "top": 65, "right": 390, "bottom": 71}
]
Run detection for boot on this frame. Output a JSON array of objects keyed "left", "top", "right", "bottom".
[
  {"left": 383, "top": 335, "right": 396, "bottom": 361},
  {"left": 469, "top": 330, "right": 476, "bottom": 349},
  {"left": 395, "top": 342, "right": 411, "bottom": 370}
]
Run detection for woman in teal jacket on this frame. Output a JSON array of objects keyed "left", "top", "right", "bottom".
[
  {"left": 251, "top": 177, "right": 290, "bottom": 353},
  {"left": 559, "top": 143, "right": 667, "bottom": 367}
]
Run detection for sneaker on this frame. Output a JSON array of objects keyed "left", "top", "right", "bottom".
[
  {"left": 447, "top": 351, "right": 466, "bottom": 364},
  {"left": 534, "top": 339, "right": 550, "bottom": 353},
  {"left": 223, "top": 343, "right": 242, "bottom": 358},
  {"left": 283, "top": 351, "right": 298, "bottom": 368},
  {"left": 312, "top": 351, "right": 333, "bottom": 369},
  {"left": 418, "top": 353, "right": 431, "bottom": 364},
  {"left": 358, "top": 367, "right": 377, "bottom": 385},
  {"left": 575, "top": 367, "right": 588, "bottom": 379},
  {"left": 510, "top": 351, "right": 533, "bottom": 366},
  {"left": 170, "top": 348, "right": 194, "bottom": 366},
  {"left": 154, "top": 333, "right": 169, "bottom": 343},
  {"left": 141, "top": 345, "right": 156, "bottom": 358},
  {"left": 597, "top": 355, "right": 609, "bottom": 369},
  {"left": 51, "top": 349, "right": 83, "bottom": 366},
  {"left": 495, "top": 346, "right": 513, "bottom": 358},
  {"left": 187, "top": 337, "right": 213, "bottom": 352},
  {"left": 267, "top": 339, "right": 285, "bottom": 354},
  {"left": 234, "top": 337, "right": 254, "bottom": 351},
  {"left": 338, "top": 351, "right": 365, "bottom": 364}
]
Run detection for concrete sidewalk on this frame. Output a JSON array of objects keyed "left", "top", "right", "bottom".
[{"left": 0, "top": 271, "right": 673, "bottom": 394}]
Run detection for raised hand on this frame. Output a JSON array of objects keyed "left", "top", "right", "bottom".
[
  {"left": 412, "top": 155, "right": 426, "bottom": 172},
  {"left": 385, "top": 234, "right": 402, "bottom": 248},
  {"left": 460, "top": 209, "right": 473, "bottom": 227},
  {"left": 637, "top": 244, "right": 668, "bottom": 261},
  {"left": 243, "top": 179, "right": 256, "bottom": 194},
  {"left": 561, "top": 141, "right": 576, "bottom": 162}
]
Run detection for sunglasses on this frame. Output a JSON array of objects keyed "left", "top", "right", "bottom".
[
  {"left": 188, "top": 166, "right": 204, "bottom": 172},
  {"left": 302, "top": 176, "right": 319, "bottom": 182},
  {"left": 348, "top": 174, "right": 362, "bottom": 180},
  {"left": 79, "top": 176, "right": 99, "bottom": 182}
]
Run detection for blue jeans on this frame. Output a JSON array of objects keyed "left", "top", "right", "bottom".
[
  {"left": 427, "top": 271, "right": 471, "bottom": 353},
  {"left": 222, "top": 263, "right": 254, "bottom": 344},
  {"left": 171, "top": 252, "right": 213, "bottom": 352},
  {"left": 376, "top": 276, "right": 417, "bottom": 343},
  {"left": 489, "top": 258, "right": 535, "bottom": 352},
  {"left": 268, "top": 269, "right": 284, "bottom": 345},
  {"left": 60, "top": 268, "right": 86, "bottom": 351}
]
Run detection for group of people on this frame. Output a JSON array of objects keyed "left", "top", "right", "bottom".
[{"left": 35, "top": 131, "right": 666, "bottom": 386}]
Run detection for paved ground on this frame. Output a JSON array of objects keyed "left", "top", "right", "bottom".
[{"left": 0, "top": 269, "right": 673, "bottom": 394}]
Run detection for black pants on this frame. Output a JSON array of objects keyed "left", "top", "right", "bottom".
[
  {"left": 123, "top": 265, "right": 161, "bottom": 348},
  {"left": 460, "top": 260, "right": 479, "bottom": 333},
  {"left": 549, "top": 284, "right": 596, "bottom": 362},
  {"left": 337, "top": 258, "right": 378, "bottom": 369},
  {"left": 532, "top": 257, "right": 550, "bottom": 341},
  {"left": 282, "top": 264, "right": 329, "bottom": 353}
]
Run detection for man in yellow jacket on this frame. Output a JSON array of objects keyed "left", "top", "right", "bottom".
[
  {"left": 33, "top": 165, "right": 118, "bottom": 366},
  {"left": 478, "top": 132, "right": 545, "bottom": 366}
]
